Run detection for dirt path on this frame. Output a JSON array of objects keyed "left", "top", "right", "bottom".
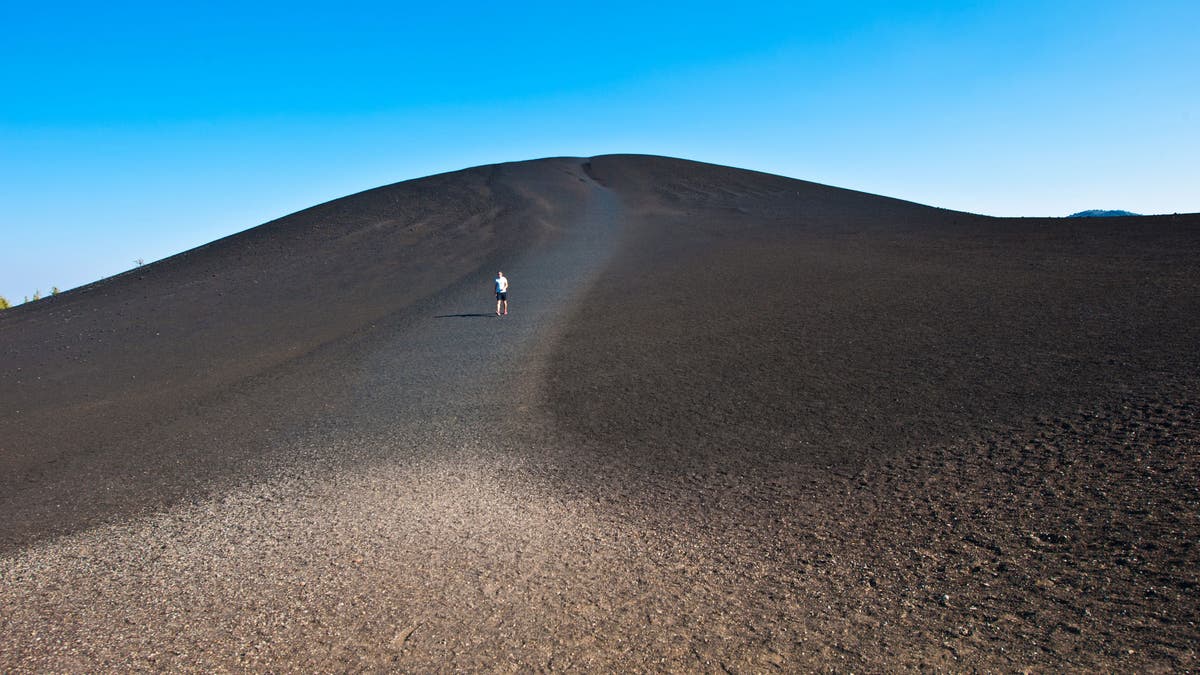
[{"left": 0, "top": 167, "right": 636, "bottom": 672}]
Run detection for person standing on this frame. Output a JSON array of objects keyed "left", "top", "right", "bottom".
[{"left": 494, "top": 271, "right": 509, "bottom": 316}]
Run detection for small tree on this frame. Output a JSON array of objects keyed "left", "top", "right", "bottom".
[
  {"left": 0, "top": 296, "right": 9, "bottom": 310},
  {"left": 51, "top": 286, "right": 61, "bottom": 296},
  {"left": 31, "top": 289, "right": 41, "bottom": 301}
]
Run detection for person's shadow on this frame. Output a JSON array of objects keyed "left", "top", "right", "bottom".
[{"left": 434, "top": 313, "right": 496, "bottom": 318}]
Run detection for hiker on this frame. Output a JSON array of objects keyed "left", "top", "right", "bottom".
[{"left": 495, "top": 271, "right": 509, "bottom": 316}]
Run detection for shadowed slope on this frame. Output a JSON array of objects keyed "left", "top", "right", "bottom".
[
  {"left": 538, "top": 155, "right": 1200, "bottom": 669},
  {"left": 550, "top": 154, "right": 1200, "bottom": 471}
]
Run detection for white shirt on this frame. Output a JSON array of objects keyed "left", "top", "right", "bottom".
[{"left": 495, "top": 275, "right": 508, "bottom": 293}]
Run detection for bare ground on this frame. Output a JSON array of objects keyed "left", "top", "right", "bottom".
[{"left": 1, "top": 155, "right": 1197, "bottom": 671}]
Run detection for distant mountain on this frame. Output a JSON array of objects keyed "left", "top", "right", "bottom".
[{"left": 1069, "top": 209, "right": 1139, "bottom": 218}]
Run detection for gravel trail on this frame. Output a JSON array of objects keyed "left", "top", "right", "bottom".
[{"left": 0, "top": 168, "right": 635, "bottom": 671}]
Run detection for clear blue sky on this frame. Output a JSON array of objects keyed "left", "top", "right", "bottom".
[{"left": 2, "top": 1, "right": 1197, "bottom": 302}]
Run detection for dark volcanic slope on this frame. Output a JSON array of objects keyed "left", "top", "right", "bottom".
[
  {"left": 552, "top": 156, "right": 1200, "bottom": 470},
  {"left": 543, "top": 156, "right": 1200, "bottom": 669},
  {"left": 2, "top": 155, "right": 1198, "bottom": 671},
  {"left": 0, "top": 158, "right": 595, "bottom": 549}
]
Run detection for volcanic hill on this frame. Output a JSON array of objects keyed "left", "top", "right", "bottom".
[{"left": 1, "top": 155, "right": 1197, "bottom": 670}]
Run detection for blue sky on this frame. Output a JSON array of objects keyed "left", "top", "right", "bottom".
[{"left": 2, "top": 1, "right": 1197, "bottom": 302}]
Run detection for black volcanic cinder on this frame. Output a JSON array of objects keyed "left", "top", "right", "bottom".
[{"left": 1, "top": 155, "right": 1198, "bottom": 671}]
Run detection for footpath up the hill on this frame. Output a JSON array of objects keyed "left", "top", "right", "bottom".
[{"left": 0, "top": 159, "right": 636, "bottom": 670}]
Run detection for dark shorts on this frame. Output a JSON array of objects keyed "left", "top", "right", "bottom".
[{"left": 496, "top": 292, "right": 507, "bottom": 301}]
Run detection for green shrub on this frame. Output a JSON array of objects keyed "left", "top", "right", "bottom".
[{"left": 0, "top": 296, "right": 9, "bottom": 310}]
